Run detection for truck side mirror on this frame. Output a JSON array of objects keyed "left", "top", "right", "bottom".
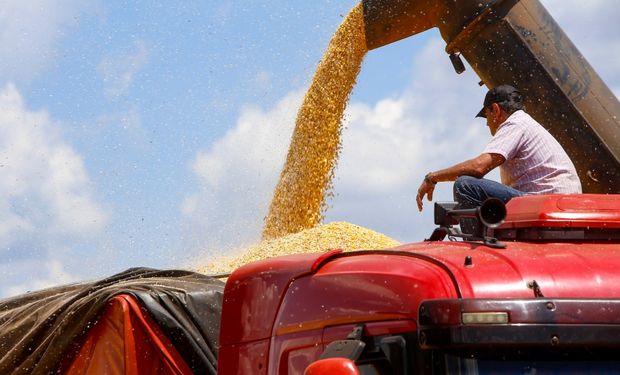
[{"left": 304, "top": 357, "right": 361, "bottom": 375}]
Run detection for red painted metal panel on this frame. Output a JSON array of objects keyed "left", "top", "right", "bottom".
[
  {"left": 500, "top": 194, "right": 620, "bottom": 228},
  {"left": 217, "top": 339, "right": 270, "bottom": 375},
  {"left": 273, "top": 254, "right": 458, "bottom": 336},
  {"left": 219, "top": 253, "right": 324, "bottom": 345},
  {"left": 269, "top": 329, "right": 324, "bottom": 375},
  {"left": 401, "top": 241, "right": 620, "bottom": 298}
]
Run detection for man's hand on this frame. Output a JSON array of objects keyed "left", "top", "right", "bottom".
[{"left": 416, "top": 178, "right": 435, "bottom": 211}]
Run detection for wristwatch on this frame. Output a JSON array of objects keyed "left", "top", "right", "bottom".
[{"left": 424, "top": 173, "right": 437, "bottom": 185}]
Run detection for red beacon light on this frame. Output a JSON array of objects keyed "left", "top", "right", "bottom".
[{"left": 304, "top": 358, "right": 360, "bottom": 375}]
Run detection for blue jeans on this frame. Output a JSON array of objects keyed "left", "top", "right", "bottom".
[{"left": 453, "top": 176, "right": 525, "bottom": 234}]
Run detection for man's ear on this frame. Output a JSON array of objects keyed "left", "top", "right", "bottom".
[
  {"left": 491, "top": 102, "right": 502, "bottom": 116},
  {"left": 492, "top": 102, "right": 510, "bottom": 123}
]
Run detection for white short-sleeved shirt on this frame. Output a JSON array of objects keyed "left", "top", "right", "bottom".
[{"left": 483, "top": 110, "right": 582, "bottom": 194}]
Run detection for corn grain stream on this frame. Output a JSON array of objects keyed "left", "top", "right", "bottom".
[
  {"left": 263, "top": 3, "right": 368, "bottom": 239},
  {"left": 199, "top": 4, "right": 400, "bottom": 275}
]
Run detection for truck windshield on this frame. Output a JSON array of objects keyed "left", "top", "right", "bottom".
[{"left": 444, "top": 354, "right": 620, "bottom": 374}]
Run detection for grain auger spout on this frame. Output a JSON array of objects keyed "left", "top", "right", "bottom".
[{"left": 362, "top": 0, "right": 620, "bottom": 194}]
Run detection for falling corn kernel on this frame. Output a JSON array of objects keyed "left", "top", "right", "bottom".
[{"left": 262, "top": 3, "right": 368, "bottom": 239}]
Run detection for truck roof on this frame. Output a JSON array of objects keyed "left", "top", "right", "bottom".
[
  {"left": 222, "top": 194, "right": 620, "bottom": 345},
  {"left": 395, "top": 240, "right": 620, "bottom": 298}
]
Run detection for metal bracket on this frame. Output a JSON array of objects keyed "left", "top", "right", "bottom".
[{"left": 319, "top": 324, "right": 366, "bottom": 361}]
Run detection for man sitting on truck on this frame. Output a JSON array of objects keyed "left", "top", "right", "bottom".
[{"left": 415, "top": 84, "right": 582, "bottom": 233}]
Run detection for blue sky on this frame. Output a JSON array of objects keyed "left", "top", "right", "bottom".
[{"left": 0, "top": 0, "right": 619, "bottom": 297}]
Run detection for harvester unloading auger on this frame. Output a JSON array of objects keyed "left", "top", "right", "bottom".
[{"left": 363, "top": 0, "right": 620, "bottom": 193}]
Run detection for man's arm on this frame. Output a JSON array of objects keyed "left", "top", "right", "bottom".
[{"left": 416, "top": 153, "right": 505, "bottom": 211}]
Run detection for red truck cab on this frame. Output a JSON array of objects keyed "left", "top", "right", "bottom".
[{"left": 218, "top": 194, "right": 620, "bottom": 374}]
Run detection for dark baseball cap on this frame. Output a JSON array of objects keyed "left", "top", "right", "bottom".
[{"left": 476, "top": 85, "right": 522, "bottom": 118}]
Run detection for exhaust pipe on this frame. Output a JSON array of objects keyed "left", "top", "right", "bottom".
[{"left": 362, "top": 0, "right": 620, "bottom": 194}]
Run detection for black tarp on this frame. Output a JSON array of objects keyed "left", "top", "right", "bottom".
[{"left": 0, "top": 268, "right": 224, "bottom": 375}]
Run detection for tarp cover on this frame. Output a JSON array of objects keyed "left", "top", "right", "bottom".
[
  {"left": 0, "top": 268, "right": 224, "bottom": 375},
  {"left": 65, "top": 294, "right": 194, "bottom": 374}
]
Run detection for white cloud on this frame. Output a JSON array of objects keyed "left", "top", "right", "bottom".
[
  {"left": 0, "top": 84, "right": 109, "bottom": 248},
  {"left": 2, "top": 258, "right": 79, "bottom": 297},
  {"left": 336, "top": 97, "right": 431, "bottom": 194},
  {"left": 0, "top": 0, "right": 96, "bottom": 83},
  {"left": 181, "top": 91, "right": 301, "bottom": 253},
  {"left": 98, "top": 40, "right": 149, "bottom": 98}
]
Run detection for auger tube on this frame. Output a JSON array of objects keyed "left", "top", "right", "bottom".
[{"left": 363, "top": 0, "right": 620, "bottom": 193}]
